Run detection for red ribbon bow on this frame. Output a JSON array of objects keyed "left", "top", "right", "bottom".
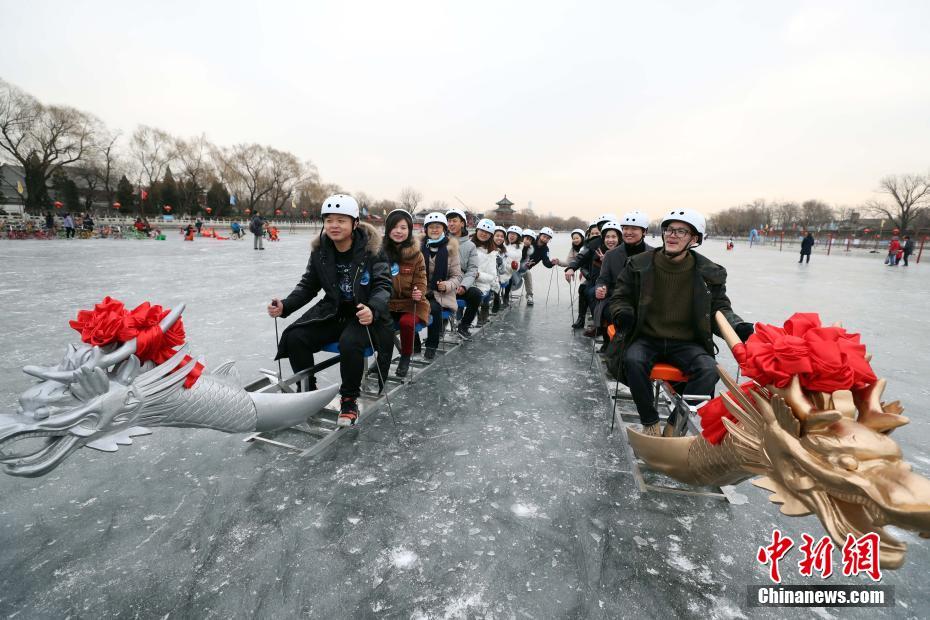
[{"left": 69, "top": 297, "right": 203, "bottom": 388}]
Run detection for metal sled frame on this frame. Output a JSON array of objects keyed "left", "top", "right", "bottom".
[
  {"left": 242, "top": 294, "right": 516, "bottom": 458},
  {"left": 592, "top": 343, "right": 744, "bottom": 504}
]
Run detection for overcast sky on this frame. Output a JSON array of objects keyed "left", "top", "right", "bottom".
[{"left": 2, "top": 0, "right": 929, "bottom": 221}]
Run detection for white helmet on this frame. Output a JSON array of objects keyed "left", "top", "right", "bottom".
[
  {"left": 476, "top": 218, "right": 496, "bottom": 234},
  {"left": 600, "top": 221, "right": 622, "bottom": 237},
  {"left": 321, "top": 194, "right": 360, "bottom": 219},
  {"left": 445, "top": 208, "right": 467, "bottom": 223},
  {"left": 571, "top": 228, "right": 585, "bottom": 238},
  {"left": 506, "top": 225, "right": 523, "bottom": 236},
  {"left": 423, "top": 211, "right": 448, "bottom": 229},
  {"left": 387, "top": 207, "right": 412, "bottom": 220},
  {"left": 620, "top": 210, "right": 650, "bottom": 230},
  {"left": 539, "top": 226, "right": 555, "bottom": 238},
  {"left": 522, "top": 228, "right": 537, "bottom": 240},
  {"left": 494, "top": 225, "right": 506, "bottom": 234},
  {"left": 661, "top": 208, "right": 706, "bottom": 245},
  {"left": 595, "top": 213, "right": 618, "bottom": 228},
  {"left": 588, "top": 220, "right": 600, "bottom": 230}
]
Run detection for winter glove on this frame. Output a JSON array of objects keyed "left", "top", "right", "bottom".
[
  {"left": 735, "top": 322, "right": 754, "bottom": 343},
  {"left": 614, "top": 310, "right": 635, "bottom": 333}
]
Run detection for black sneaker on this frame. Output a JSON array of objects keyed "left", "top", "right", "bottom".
[
  {"left": 457, "top": 325, "right": 472, "bottom": 340},
  {"left": 338, "top": 397, "right": 359, "bottom": 427},
  {"left": 395, "top": 355, "right": 411, "bottom": 377},
  {"left": 424, "top": 348, "right": 437, "bottom": 360}
]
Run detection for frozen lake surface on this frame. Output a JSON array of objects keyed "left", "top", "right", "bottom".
[{"left": 0, "top": 231, "right": 928, "bottom": 618}]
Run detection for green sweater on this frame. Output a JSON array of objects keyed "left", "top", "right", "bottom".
[{"left": 641, "top": 251, "right": 696, "bottom": 341}]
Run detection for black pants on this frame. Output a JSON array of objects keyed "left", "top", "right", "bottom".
[
  {"left": 903, "top": 252, "right": 911, "bottom": 266},
  {"left": 65, "top": 227, "right": 75, "bottom": 238},
  {"left": 425, "top": 297, "right": 444, "bottom": 349},
  {"left": 277, "top": 316, "right": 392, "bottom": 397},
  {"left": 799, "top": 251, "right": 810, "bottom": 263},
  {"left": 623, "top": 336, "right": 718, "bottom": 426},
  {"left": 457, "top": 287, "right": 482, "bottom": 328}
]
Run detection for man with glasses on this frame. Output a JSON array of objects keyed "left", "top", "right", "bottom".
[{"left": 608, "top": 209, "right": 754, "bottom": 436}]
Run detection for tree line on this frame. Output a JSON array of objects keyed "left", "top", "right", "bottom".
[
  {"left": 0, "top": 78, "right": 405, "bottom": 219},
  {"left": 707, "top": 174, "right": 930, "bottom": 236}
]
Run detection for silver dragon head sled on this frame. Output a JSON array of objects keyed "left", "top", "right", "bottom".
[{"left": 0, "top": 303, "right": 338, "bottom": 477}]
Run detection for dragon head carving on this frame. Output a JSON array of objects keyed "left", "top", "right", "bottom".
[
  {"left": 0, "top": 306, "right": 190, "bottom": 477},
  {"left": 628, "top": 312, "right": 930, "bottom": 569},
  {"left": 2, "top": 298, "right": 340, "bottom": 478}
]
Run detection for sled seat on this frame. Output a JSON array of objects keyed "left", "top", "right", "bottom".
[{"left": 650, "top": 363, "right": 688, "bottom": 383}]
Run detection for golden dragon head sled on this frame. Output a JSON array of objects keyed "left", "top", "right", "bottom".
[
  {"left": 0, "top": 297, "right": 338, "bottom": 478},
  {"left": 627, "top": 312, "right": 930, "bottom": 569}
]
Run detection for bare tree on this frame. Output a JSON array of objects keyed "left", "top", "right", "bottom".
[
  {"left": 800, "top": 199, "right": 834, "bottom": 230},
  {"left": 217, "top": 143, "right": 278, "bottom": 214},
  {"left": 866, "top": 174, "right": 930, "bottom": 232},
  {"left": 266, "top": 149, "right": 317, "bottom": 214},
  {"left": 130, "top": 125, "right": 175, "bottom": 214},
  {"left": 774, "top": 202, "right": 800, "bottom": 230},
  {"left": 174, "top": 134, "right": 214, "bottom": 213},
  {"left": 0, "top": 79, "right": 97, "bottom": 212},
  {"left": 428, "top": 200, "right": 449, "bottom": 212},
  {"left": 398, "top": 186, "right": 422, "bottom": 212}
]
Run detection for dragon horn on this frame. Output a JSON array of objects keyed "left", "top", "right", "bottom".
[
  {"left": 22, "top": 304, "right": 186, "bottom": 384},
  {"left": 714, "top": 311, "right": 741, "bottom": 352},
  {"left": 96, "top": 303, "right": 186, "bottom": 368}
]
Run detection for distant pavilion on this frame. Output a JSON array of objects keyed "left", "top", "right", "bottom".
[{"left": 492, "top": 195, "right": 515, "bottom": 227}]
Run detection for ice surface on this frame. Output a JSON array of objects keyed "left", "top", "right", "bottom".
[{"left": 0, "top": 232, "right": 927, "bottom": 618}]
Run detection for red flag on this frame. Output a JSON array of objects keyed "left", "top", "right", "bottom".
[{"left": 141, "top": 188, "right": 149, "bottom": 201}]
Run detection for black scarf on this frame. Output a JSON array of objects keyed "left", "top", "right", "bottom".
[{"left": 422, "top": 236, "right": 449, "bottom": 291}]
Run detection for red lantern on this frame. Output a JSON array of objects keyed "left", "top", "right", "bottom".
[
  {"left": 244, "top": 209, "right": 251, "bottom": 215},
  {"left": 205, "top": 207, "right": 212, "bottom": 214},
  {"left": 54, "top": 201, "right": 63, "bottom": 209},
  {"left": 164, "top": 205, "right": 172, "bottom": 213},
  {"left": 863, "top": 228, "right": 871, "bottom": 233},
  {"left": 112, "top": 202, "right": 121, "bottom": 210},
  {"left": 275, "top": 209, "right": 282, "bottom": 216}
]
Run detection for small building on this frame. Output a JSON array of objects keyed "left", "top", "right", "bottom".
[{"left": 492, "top": 195, "right": 515, "bottom": 227}]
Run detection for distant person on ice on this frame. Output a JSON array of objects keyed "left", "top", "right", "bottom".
[
  {"left": 608, "top": 209, "right": 754, "bottom": 437},
  {"left": 250, "top": 212, "right": 265, "bottom": 250},
  {"left": 799, "top": 232, "right": 814, "bottom": 263},
  {"left": 902, "top": 235, "right": 915, "bottom": 267},
  {"left": 268, "top": 194, "right": 393, "bottom": 427}
]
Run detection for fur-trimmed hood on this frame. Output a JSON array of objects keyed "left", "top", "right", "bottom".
[{"left": 311, "top": 221, "right": 382, "bottom": 254}]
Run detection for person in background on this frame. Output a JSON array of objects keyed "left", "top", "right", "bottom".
[
  {"left": 250, "top": 212, "right": 265, "bottom": 250},
  {"left": 799, "top": 232, "right": 814, "bottom": 263},
  {"left": 62, "top": 213, "right": 75, "bottom": 239},
  {"left": 902, "top": 235, "right": 915, "bottom": 267}
]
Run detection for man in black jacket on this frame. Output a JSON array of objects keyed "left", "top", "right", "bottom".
[
  {"left": 268, "top": 194, "right": 393, "bottom": 426},
  {"left": 799, "top": 232, "right": 814, "bottom": 263},
  {"left": 608, "top": 208, "right": 754, "bottom": 436},
  {"left": 595, "top": 211, "right": 652, "bottom": 328}
]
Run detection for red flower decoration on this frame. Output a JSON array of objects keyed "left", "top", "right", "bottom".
[
  {"left": 70, "top": 297, "right": 190, "bottom": 366},
  {"left": 731, "top": 313, "right": 876, "bottom": 393},
  {"left": 68, "top": 296, "right": 127, "bottom": 347}
]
